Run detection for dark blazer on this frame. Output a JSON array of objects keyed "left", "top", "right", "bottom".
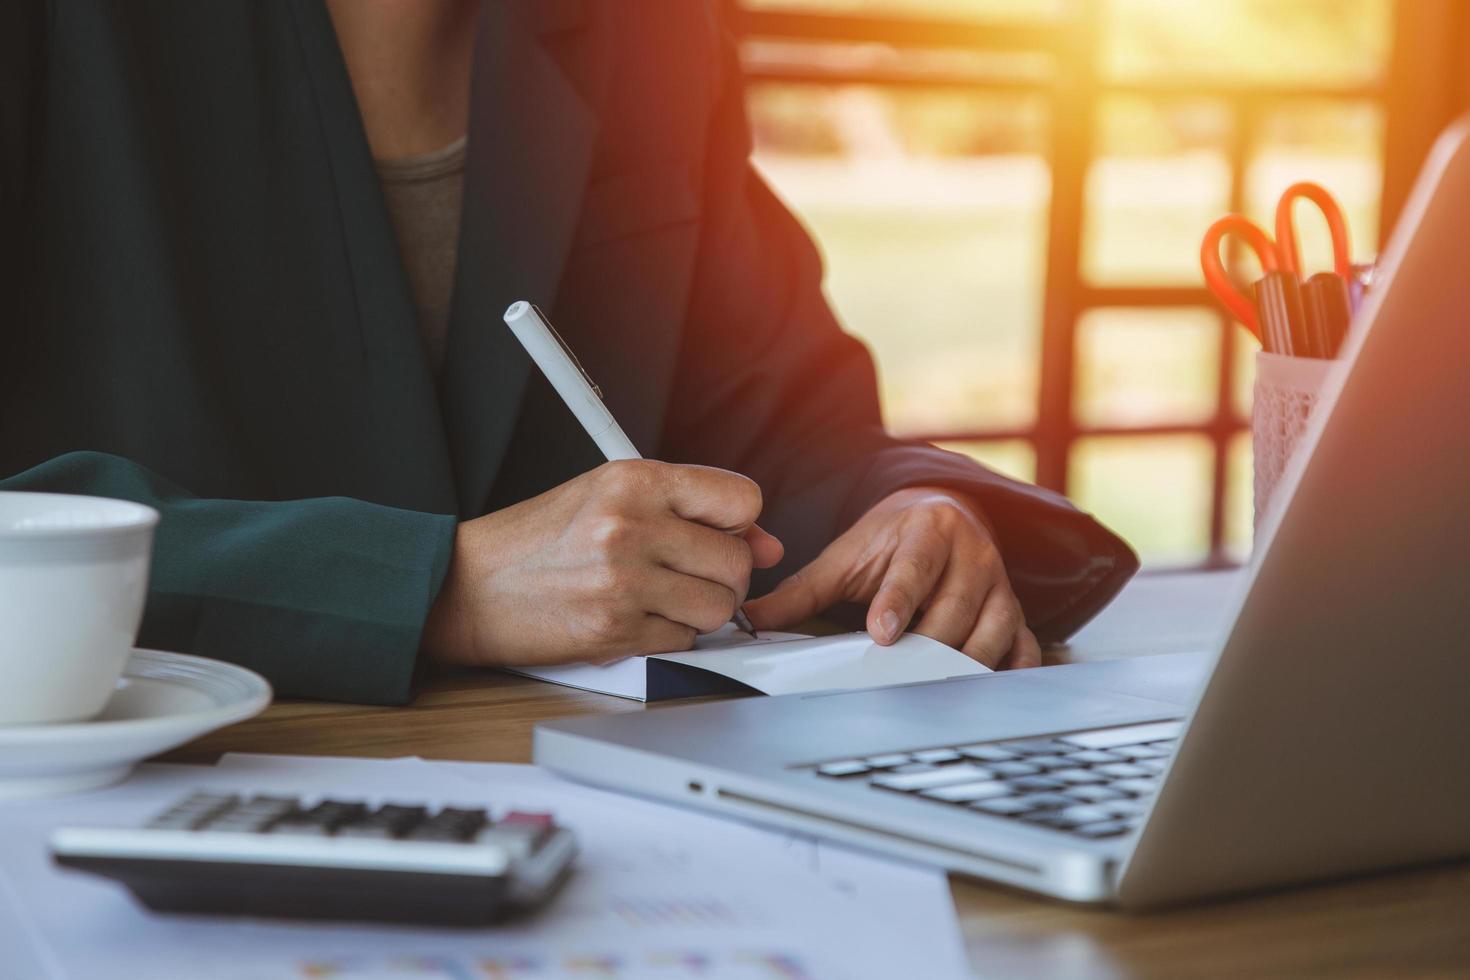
[{"left": 0, "top": 0, "right": 1138, "bottom": 703}]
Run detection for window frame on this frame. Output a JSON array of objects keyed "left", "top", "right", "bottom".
[{"left": 735, "top": 1, "right": 1463, "bottom": 569}]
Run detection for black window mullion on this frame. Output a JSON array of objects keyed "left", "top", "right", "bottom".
[
  {"left": 1205, "top": 97, "right": 1259, "bottom": 563},
  {"left": 1034, "top": 3, "right": 1099, "bottom": 494}
]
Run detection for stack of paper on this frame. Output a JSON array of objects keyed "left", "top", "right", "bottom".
[
  {"left": 508, "top": 624, "right": 990, "bottom": 701},
  {"left": 0, "top": 754, "right": 974, "bottom": 979}
]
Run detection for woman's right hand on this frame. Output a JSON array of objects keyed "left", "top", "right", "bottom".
[{"left": 421, "top": 459, "right": 784, "bottom": 667}]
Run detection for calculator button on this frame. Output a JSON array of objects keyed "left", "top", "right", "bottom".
[
  {"left": 1065, "top": 785, "right": 1126, "bottom": 804},
  {"left": 312, "top": 800, "right": 369, "bottom": 830},
  {"left": 479, "top": 815, "right": 555, "bottom": 858},
  {"left": 911, "top": 748, "right": 962, "bottom": 765},
  {"left": 817, "top": 760, "right": 869, "bottom": 777},
  {"left": 209, "top": 797, "right": 298, "bottom": 833},
  {"left": 985, "top": 761, "right": 1040, "bottom": 777},
  {"left": 148, "top": 793, "right": 239, "bottom": 830},
  {"left": 408, "top": 807, "right": 490, "bottom": 842},
  {"left": 501, "top": 811, "right": 555, "bottom": 832},
  {"left": 269, "top": 800, "right": 369, "bottom": 836},
  {"left": 174, "top": 792, "right": 237, "bottom": 810},
  {"left": 864, "top": 754, "right": 912, "bottom": 769},
  {"left": 957, "top": 745, "right": 1021, "bottom": 763},
  {"left": 205, "top": 813, "right": 278, "bottom": 834},
  {"left": 147, "top": 813, "right": 207, "bottom": 830},
  {"left": 336, "top": 805, "right": 428, "bottom": 839}
]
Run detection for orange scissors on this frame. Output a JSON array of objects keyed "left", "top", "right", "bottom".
[{"left": 1200, "top": 181, "right": 1352, "bottom": 340}]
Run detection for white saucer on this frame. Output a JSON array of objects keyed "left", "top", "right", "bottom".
[{"left": 0, "top": 650, "right": 272, "bottom": 800}]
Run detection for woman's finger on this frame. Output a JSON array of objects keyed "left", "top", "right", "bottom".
[
  {"left": 999, "top": 624, "right": 1042, "bottom": 670},
  {"left": 651, "top": 518, "right": 757, "bottom": 607},
  {"left": 959, "top": 583, "right": 1025, "bottom": 668},
  {"left": 743, "top": 523, "right": 785, "bottom": 569},
  {"left": 866, "top": 527, "right": 950, "bottom": 644},
  {"left": 630, "top": 615, "right": 699, "bottom": 658},
  {"left": 743, "top": 535, "right": 856, "bottom": 631},
  {"left": 643, "top": 567, "right": 739, "bottom": 634},
  {"left": 912, "top": 553, "right": 994, "bottom": 651}
]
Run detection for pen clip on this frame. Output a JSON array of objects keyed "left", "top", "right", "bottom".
[{"left": 531, "top": 304, "right": 603, "bottom": 401}]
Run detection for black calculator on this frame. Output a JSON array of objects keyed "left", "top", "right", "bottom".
[{"left": 49, "top": 791, "right": 577, "bottom": 926}]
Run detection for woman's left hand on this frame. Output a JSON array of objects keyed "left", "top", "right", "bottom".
[{"left": 743, "top": 486, "right": 1040, "bottom": 668}]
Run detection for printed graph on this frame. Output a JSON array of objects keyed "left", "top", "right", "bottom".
[{"left": 607, "top": 896, "right": 741, "bottom": 928}]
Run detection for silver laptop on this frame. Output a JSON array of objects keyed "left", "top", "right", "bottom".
[{"left": 534, "top": 119, "right": 1470, "bottom": 909}]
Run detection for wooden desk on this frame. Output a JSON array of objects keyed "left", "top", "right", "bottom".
[{"left": 168, "top": 664, "right": 1470, "bottom": 978}]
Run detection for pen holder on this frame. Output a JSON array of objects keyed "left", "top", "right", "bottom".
[{"left": 1252, "top": 351, "right": 1335, "bottom": 532}]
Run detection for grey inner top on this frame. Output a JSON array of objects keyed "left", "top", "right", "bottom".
[{"left": 375, "top": 135, "right": 468, "bottom": 374}]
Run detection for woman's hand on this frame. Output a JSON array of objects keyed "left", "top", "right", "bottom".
[
  {"left": 743, "top": 486, "right": 1039, "bottom": 668},
  {"left": 422, "top": 460, "right": 784, "bottom": 667}
]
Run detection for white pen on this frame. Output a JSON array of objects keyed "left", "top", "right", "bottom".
[{"left": 501, "top": 301, "right": 760, "bottom": 638}]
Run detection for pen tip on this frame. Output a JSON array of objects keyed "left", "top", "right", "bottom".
[{"left": 733, "top": 608, "right": 758, "bottom": 638}]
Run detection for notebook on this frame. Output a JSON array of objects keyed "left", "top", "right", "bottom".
[{"left": 505, "top": 625, "right": 990, "bottom": 701}]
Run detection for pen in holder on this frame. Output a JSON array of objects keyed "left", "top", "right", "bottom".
[
  {"left": 1251, "top": 351, "right": 1336, "bottom": 532},
  {"left": 1199, "top": 182, "right": 1371, "bottom": 535}
]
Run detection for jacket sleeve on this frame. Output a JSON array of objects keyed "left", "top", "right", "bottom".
[
  {"left": 1, "top": 0, "right": 46, "bottom": 401},
  {"left": 0, "top": 452, "right": 457, "bottom": 704},
  {"left": 658, "top": 18, "right": 1138, "bottom": 643}
]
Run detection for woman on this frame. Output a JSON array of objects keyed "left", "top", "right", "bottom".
[{"left": 0, "top": 0, "right": 1136, "bottom": 703}]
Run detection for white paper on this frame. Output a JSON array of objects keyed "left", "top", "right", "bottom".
[
  {"left": 0, "top": 755, "right": 972, "bottom": 980},
  {"left": 503, "top": 655, "right": 654, "bottom": 699},
  {"left": 507, "top": 625, "right": 988, "bottom": 701},
  {"left": 654, "top": 631, "right": 988, "bottom": 695},
  {"left": 0, "top": 866, "right": 58, "bottom": 979},
  {"left": 503, "top": 625, "right": 807, "bottom": 699}
]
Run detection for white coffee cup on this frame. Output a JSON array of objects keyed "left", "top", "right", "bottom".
[{"left": 0, "top": 492, "right": 160, "bottom": 725}]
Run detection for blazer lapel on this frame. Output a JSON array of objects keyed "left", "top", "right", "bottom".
[
  {"left": 288, "top": 0, "right": 459, "bottom": 515},
  {"left": 439, "top": 0, "right": 606, "bottom": 518}
]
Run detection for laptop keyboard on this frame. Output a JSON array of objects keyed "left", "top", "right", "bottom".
[{"left": 810, "top": 720, "right": 1182, "bottom": 840}]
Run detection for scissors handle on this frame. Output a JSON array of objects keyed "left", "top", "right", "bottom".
[
  {"left": 1275, "top": 181, "right": 1352, "bottom": 279},
  {"left": 1200, "top": 215, "right": 1277, "bottom": 338}
]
